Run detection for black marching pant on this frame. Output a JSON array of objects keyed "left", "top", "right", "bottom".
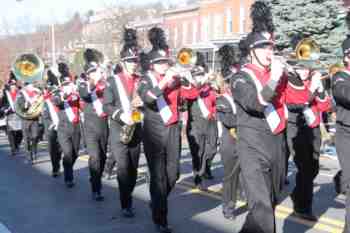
[
  {"left": 219, "top": 129, "right": 240, "bottom": 214},
  {"left": 7, "top": 130, "right": 22, "bottom": 153},
  {"left": 287, "top": 123, "right": 320, "bottom": 213},
  {"left": 144, "top": 124, "right": 181, "bottom": 226},
  {"left": 110, "top": 124, "right": 141, "bottom": 209},
  {"left": 58, "top": 123, "right": 81, "bottom": 182},
  {"left": 84, "top": 117, "right": 108, "bottom": 193},
  {"left": 22, "top": 119, "right": 40, "bottom": 156},
  {"left": 47, "top": 129, "right": 62, "bottom": 173},
  {"left": 238, "top": 128, "right": 285, "bottom": 233},
  {"left": 187, "top": 119, "right": 218, "bottom": 177},
  {"left": 335, "top": 124, "right": 350, "bottom": 233}
]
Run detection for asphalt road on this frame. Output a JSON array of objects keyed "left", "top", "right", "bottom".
[{"left": 0, "top": 132, "right": 346, "bottom": 233}]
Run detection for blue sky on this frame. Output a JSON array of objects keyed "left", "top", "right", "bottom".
[{"left": 0, "top": 0, "right": 177, "bottom": 35}]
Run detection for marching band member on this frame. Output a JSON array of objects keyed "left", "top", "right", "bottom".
[
  {"left": 78, "top": 49, "right": 109, "bottom": 201},
  {"left": 186, "top": 52, "right": 218, "bottom": 189},
  {"left": 285, "top": 51, "right": 332, "bottom": 221},
  {"left": 42, "top": 69, "right": 62, "bottom": 177},
  {"left": 103, "top": 28, "right": 142, "bottom": 217},
  {"left": 52, "top": 70, "right": 80, "bottom": 188},
  {"left": 231, "top": 2, "right": 288, "bottom": 232},
  {"left": 332, "top": 26, "right": 350, "bottom": 232},
  {"left": 217, "top": 45, "right": 240, "bottom": 220},
  {"left": 0, "top": 72, "right": 23, "bottom": 156},
  {"left": 16, "top": 81, "right": 42, "bottom": 164},
  {"left": 138, "top": 27, "right": 198, "bottom": 233}
]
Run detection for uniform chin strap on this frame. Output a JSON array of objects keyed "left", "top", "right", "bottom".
[{"left": 252, "top": 48, "right": 270, "bottom": 70}]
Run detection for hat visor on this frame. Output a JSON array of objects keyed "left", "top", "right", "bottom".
[
  {"left": 151, "top": 57, "right": 171, "bottom": 64},
  {"left": 250, "top": 40, "right": 275, "bottom": 49},
  {"left": 121, "top": 55, "right": 139, "bottom": 62}
]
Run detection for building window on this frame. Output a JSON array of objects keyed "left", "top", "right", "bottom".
[
  {"left": 164, "top": 28, "right": 170, "bottom": 41},
  {"left": 226, "top": 8, "right": 233, "bottom": 34},
  {"left": 201, "top": 16, "right": 209, "bottom": 42},
  {"left": 192, "top": 20, "right": 198, "bottom": 44},
  {"left": 239, "top": 0, "right": 245, "bottom": 33},
  {"left": 174, "top": 26, "right": 178, "bottom": 49},
  {"left": 182, "top": 21, "right": 188, "bottom": 46},
  {"left": 214, "top": 13, "right": 223, "bottom": 39}
]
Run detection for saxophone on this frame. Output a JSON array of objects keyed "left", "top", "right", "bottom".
[{"left": 120, "top": 88, "right": 143, "bottom": 144}]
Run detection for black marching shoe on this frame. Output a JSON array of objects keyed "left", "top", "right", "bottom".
[
  {"left": 92, "top": 192, "right": 104, "bottom": 202},
  {"left": 32, "top": 153, "right": 37, "bottom": 162},
  {"left": 223, "top": 212, "right": 235, "bottom": 221},
  {"left": 25, "top": 156, "right": 34, "bottom": 165},
  {"left": 194, "top": 175, "right": 206, "bottom": 191},
  {"left": 222, "top": 206, "right": 235, "bottom": 220},
  {"left": 65, "top": 181, "right": 75, "bottom": 188},
  {"left": 203, "top": 165, "right": 214, "bottom": 180},
  {"left": 154, "top": 224, "right": 172, "bottom": 233},
  {"left": 10, "top": 150, "right": 16, "bottom": 156},
  {"left": 52, "top": 171, "right": 60, "bottom": 178},
  {"left": 292, "top": 210, "right": 318, "bottom": 221},
  {"left": 121, "top": 208, "right": 135, "bottom": 218}
]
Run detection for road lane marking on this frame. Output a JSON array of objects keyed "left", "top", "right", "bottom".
[
  {"left": 78, "top": 155, "right": 345, "bottom": 232},
  {"left": 177, "top": 181, "right": 344, "bottom": 233}
]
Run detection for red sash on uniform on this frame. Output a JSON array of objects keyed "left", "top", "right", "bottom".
[
  {"left": 114, "top": 72, "right": 139, "bottom": 117},
  {"left": 222, "top": 90, "right": 236, "bottom": 114},
  {"left": 21, "top": 87, "right": 41, "bottom": 104},
  {"left": 91, "top": 80, "right": 107, "bottom": 118},
  {"left": 148, "top": 71, "right": 199, "bottom": 126},
  {"left": 148, "top": 72, "right": 175, "bottom": 125},
  {"left": 197, "top": 84, "right": 216, "bottom": 120},
  {"left": 303, "top": 81, "right": 331, "bottom": 128},
  {"left": 286, "top": 77, "right": 331, "bottom": 128},
  {"left": 241, "top": 64, "right": 287, "bottom": 134},
  {"left": 64, "top": 93, "right": 80, "bottom": 124},
  {"left": 5, "top": 90, "right": 17, "bottom": 111},
  {"left": 44, "top": 91, "right": 60, "bottom": 129}
]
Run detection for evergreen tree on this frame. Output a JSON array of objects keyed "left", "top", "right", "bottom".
[{"left": 266, "top": 0, "right": 348, "bottom": 64}]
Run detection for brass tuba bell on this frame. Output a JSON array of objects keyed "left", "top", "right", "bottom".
[
  {"left": 13, "top": 53, "right": 45, "bottom": 84},
  {"left": 12, "top": 53, "right": 45, "bottom": 120}
]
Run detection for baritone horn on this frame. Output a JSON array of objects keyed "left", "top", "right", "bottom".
[{"left": 12, "top": 53, "right": 45, "bottom": 120}]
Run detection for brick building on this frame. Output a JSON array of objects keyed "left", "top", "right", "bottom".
[
  {"left": 129, "top": 17, "right": 164, "bottom": 50},
  {"left": 128, "top": 0, "right": 253, "bottom": 70},
  {"left": 163, "top": 5, "right": 200, "bottom": 52}
]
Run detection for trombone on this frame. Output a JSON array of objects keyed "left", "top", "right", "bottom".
[{"left": 275, "top": 38, "right": 340, "bottom": 80}]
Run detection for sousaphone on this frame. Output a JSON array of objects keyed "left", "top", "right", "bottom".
[{"left": 12, "top": 53, "right": 45, "bottom": 119}]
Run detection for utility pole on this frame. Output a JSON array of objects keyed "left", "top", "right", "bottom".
[
  {"left": 51, "top": 23, "right": 56, "bottom": 65},
  {"left": 17, "top": 0, "right": 56, "bottom": 66}
]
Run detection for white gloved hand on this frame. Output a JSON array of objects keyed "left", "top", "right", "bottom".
[
  {"left": 309, "top": 71, "right": 323, "bottom": 93},
  {"left": 49, "top": 123, "right": 57, "bottom": 131},
  {"left": 63, "top": 84, "right": 73, "bottom": 96},
  {"left": 120, "top": 112, "right": 133, "bottom": 126},
  {"left": 270, "top": 58, "right": 284, "bottom": 82}
]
